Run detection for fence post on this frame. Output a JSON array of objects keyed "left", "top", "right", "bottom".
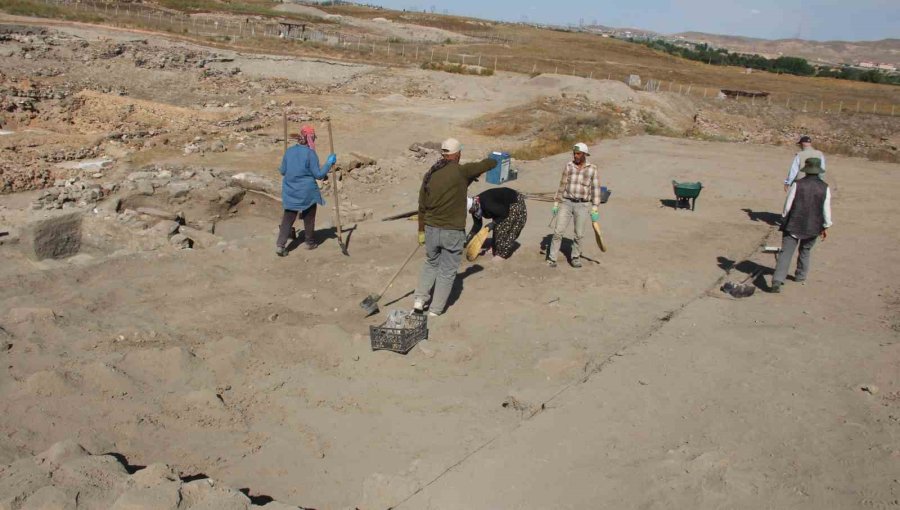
[
  {"left": 786, "top": 97, "right": 790, "bottom": 108},
  {"left": 477, "top": 54, "right": 481, "bottom": 67},
  {"left": 589, "top": 71, "right": 592, "bottom": 79},
  {"left": 431, "top": 48, "right": 434, "bottom": 61},
  {"left": 494, "top": 56, "right": 497, "bottom": 72},
  {"left": 873, "top": 103, "right": 877, "bottom": 114},
  {"left": 838, "top": 101, "right": 843, "bottom": 113},
  {"left": 415, "top": 46, "right": 418, "bottom": 60},
  {"left": 555, "top": 65, "right": 558, "bottom": 74},
  {"left": 532, "top": 63, "right": 536, "bottom": 74},
  {"left": 820, "top": 100, "right": 823, "bottom": 113}
]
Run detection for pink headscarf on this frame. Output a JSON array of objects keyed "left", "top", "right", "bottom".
[{"left": 299, "top": 125, "right": 316, "bottom": 151}]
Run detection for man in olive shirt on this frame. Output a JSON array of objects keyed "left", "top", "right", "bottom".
[{"left": 414, "top": 138, "right": 495, "bottom": 316}]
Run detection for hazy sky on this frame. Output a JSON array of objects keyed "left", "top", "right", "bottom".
[{"left": 363, "top": 0, "right": 899, "bottom": 41}]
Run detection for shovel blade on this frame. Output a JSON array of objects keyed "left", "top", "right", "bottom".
[
  {"left": 360, "top": 294, "right": 380, "bottom": 315},
  {"left": 727, "top": 284, "right": 756, "bottom": 298}
]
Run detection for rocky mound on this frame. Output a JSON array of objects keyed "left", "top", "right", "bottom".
[{"left": 0, "top": 440, "right": 305, "bottom": 509}]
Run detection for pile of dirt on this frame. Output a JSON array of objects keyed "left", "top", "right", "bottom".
[
  {"left": 0, "top": 439, "right": 301, "bottom": 509},
  {"left": 467, "top": 94, "right": 674, "bottom": 159},
  {"left": 689, "top": 100, "right": 900, "bottom": 162}
]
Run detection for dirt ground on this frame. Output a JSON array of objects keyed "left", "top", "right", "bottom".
[{"left": 0, "top": 16, "right": 899, "bottom": 510}]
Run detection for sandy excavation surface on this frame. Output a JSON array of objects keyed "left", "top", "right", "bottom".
[{"left": 0, "top": 18, "right": 899, "bottom": 510}]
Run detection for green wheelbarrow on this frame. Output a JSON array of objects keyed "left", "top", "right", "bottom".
[{"left": 672, "top": 180, "right": 703, "bottom": 211}]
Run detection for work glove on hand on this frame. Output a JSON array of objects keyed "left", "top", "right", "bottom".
[
  {"left": 591, "top": 207, "right": 600, "bottom": 222},
  {"left": 418, "top": 231, "right": 426, "bottom": 246},
  {"left": 325, "top": 153, "right": 337, "bottom": 168},
  {"left": 551, "top": 202, "right": 559, "bottom": 216}
]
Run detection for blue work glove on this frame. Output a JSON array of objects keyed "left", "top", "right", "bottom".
[
  {"left": 551, "top": 202, "right": 559, "bottom": 216},
  {"left": 325, "top": 153, "right": 337, "bottom": 168},
  {"left": 591, "top": 207, "right": 600, "bottom": 222}
]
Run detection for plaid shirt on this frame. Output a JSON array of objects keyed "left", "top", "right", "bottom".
[{"left": 555, "top": 161, "right": 600, "bottom": 207}]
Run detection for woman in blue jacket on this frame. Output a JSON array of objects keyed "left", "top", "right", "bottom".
[{"left": 276, "top": 125, "right": 337, "bottom": 256}]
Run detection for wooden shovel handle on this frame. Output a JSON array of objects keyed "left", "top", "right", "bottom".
[
  {"left": 327, "top": 119, "right": 344, "bottom": 243},
  {"left": 378, "top": 244, "right": 421, "bottom": 298}
]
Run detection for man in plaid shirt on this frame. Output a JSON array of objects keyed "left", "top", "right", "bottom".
[{"left": 547, "top": 142, "right": 600, "bottom": 268}]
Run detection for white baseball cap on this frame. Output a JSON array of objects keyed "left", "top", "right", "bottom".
[
  {"left": 573, "top": 142, "right": 590, "bottom": 155},
  {"left": 441, "top": 138, "right": 462, "bottom": 154}
]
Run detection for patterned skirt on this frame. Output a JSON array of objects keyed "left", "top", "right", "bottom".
[{"left": 493, "top": 194, "right": 527, "bottom": 258}]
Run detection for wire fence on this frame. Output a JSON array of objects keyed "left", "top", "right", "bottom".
[{"left": 30, "top": 0, "right": 900, "bottom": 117}]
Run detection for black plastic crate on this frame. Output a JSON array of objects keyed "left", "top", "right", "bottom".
[{"left": 370, "top": 313, "right": 428, "bottom": 354}]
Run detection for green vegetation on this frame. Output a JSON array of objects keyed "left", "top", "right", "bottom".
[
  {"left": 154, "top": 0, "right": 327, "bottom": 23},
  {"left": 632, "top": 38, "right": 900, "bottom": 86},
  {"left": 509, "top": 112, "right": 621, "bottom": 160},
  {"left": 0, "top": 0, "right": 104, "bottom": 22}
]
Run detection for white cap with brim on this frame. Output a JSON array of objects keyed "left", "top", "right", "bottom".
[
  {"left": 441, "top": 138, "right": 462, "bottom": 154},
  {"left": 573, "top": 142, "right": 590, "bottom": 155}
]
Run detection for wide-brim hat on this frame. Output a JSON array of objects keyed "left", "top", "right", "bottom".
[{"left": 801, "top": 157, "right": 823, "bottom": 174}]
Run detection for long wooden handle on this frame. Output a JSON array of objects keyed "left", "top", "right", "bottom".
[
  {"left": 327, "top": 119, "right": 343, "bottom": 243},
  {"left": 378, "top": 244, "right": 421, "bottom": 298}
]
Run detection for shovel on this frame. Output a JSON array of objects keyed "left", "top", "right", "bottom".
[
  {"left": 722, "top": 268, "right": 762, "bottom": 298},
  {"left": 360, "top": 244, "right": 421, "bottom": 316},
  {"left": 327, "top": 118, "right": 348, "bottom": 256}
]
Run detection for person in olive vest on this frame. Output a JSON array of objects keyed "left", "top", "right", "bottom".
[{"left": 771, "top": 158, "right": 832, "bottom": 293}]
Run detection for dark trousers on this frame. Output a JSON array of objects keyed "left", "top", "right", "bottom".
[
  {"left": 277, "top": 205, "right": 316, "bottom": 248},
  {"left": 773, "top": 233, "right": 817, "bottom": 284}
]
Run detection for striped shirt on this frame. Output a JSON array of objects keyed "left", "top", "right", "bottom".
[{"left": 555, "top": 160, "right": 600, "bottom": 206}]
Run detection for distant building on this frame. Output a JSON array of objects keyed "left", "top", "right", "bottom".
[
  {"left": 859, "top": 61, "right": 877, "bottom": 68},
  {"left": 877, "top": 63, "right": 897, "bottom": 72}
]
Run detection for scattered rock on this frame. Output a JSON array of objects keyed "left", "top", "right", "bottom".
[
  {"left": 149, "top": 220, "right": 180, "bottom": 238},
  {"left": 136, "top": 207, "right": 181, "bottom": 222},
  {"left": 166, "top": 182, "right": 193, "bottom": 198},
  {"left": 861, "top": 384, "right": 879, "bottom": 395},
  {"left": 218, "top": 187, "right": 246, "bottom": 207},
  {"left": 177, "top": 226, "right": 219, "bottom": 249},
  {"left": 169, "top": 234, "right": 193, "bottom": 249},
  {"left": 136, "top": 181, "right": 155, "bottom": 196}
]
